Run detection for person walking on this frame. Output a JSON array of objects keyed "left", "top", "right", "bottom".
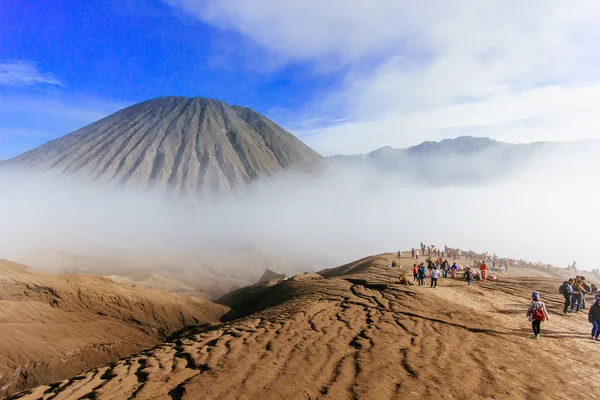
[
  {"left": 589, "top": 298, "right": 600, "bottom": 341},
  {"left": 418, "top": 263, "right": 426, "bottom": 286},
  {"left": 431, "top": 268, "right": 440, "bottom": 288},
  {"left": 464, "top": 267, "right": 472, "bottom": 286},
  {"left": 526, "top": 291, "right": 549, "bottom": 339},
  {"left": 560, "top": 279, "right": 574, "bottom": 314}
]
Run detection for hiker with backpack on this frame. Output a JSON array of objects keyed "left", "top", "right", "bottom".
[
  {"left": 526, "top": 291, "right": 549, "bottom": 339},
  {"left": 464, "top": 267, "right": 472, "bottom": 286},
  {"left": 560, "top": 279, "right": 574, "bottom": 314},
  {"left": 589, "top": 298, "right": 600, "bottom": 341}
]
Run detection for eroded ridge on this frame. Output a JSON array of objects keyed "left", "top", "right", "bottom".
[{"left": 12, "top": 256, "right": 600, "bottom": 400}]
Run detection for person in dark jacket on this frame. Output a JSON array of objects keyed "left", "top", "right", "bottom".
[
  {"left": 589, "top": 298, "right": 600, "bottom": 341},
  {"left": 562, "top": 279, "right": 574, "bottom": 314},
  {"left": 464, "top": 267, "right": 472, "bottom": 286},
  {"left": 581, "top": 277, "right": 591, "bottom": 309},
  {"left": 441, "top": 259, "right": 449, "bottom": 278},
  {"left": 418, "top": 263, "right": 426, "bottom": 286}
]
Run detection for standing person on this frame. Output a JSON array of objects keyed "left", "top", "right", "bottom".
[
  {"left": 480, "top": 262, "right": 487, "bottom": 281},
  {"left": 412, "top": 264, "right": 418, "bottom": 282},
  {"left": 431, "top": 268, "right": 440, "bottom": 288},
  {"left": 560, "top": 279, "right": 574, "bottom": 314},
  {"left": 581, "top": 277, "right": 591, "bottom": 310},
  {"left": 415, "top": 249, "right": 420, "bottom": 260},
  {"left": 411, "top": 248, "right": 415, "bottom": 259},
  {"left": 451, "top": 262, "right": 457, "bottom": 279},
  {"left": 419, "top": 263, "right": 427, "bottom": 286},
  {"left": 397, "top": 250, "right": 402, "bottom": 260},
  {"left": 441, "top": 259, "right": 449, "bottom": 278},
  {"left": 526, "top": 291, "right": 549, "bottom": 340},
  {"left": 589, "top": 298, "right": 600, "bottom": 341},
  {"left": 464, "top": 267, "right": 472, "bottom": 286},
  {"left": 427, "top": 259, "right": 434, "bottom": 273},
  {"left": 571, "top": 280, "right": 584, "bottom": 313}
]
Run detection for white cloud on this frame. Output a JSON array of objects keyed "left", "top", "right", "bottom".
[
  {"left": 2, "top": 147, "right": 599, "bottom": 271},
  {"left": 170, "top": 0, "right": 600, "bottom": 154},
  {"left": 0, "top": 61, "right": 63, "bottom": 87}
]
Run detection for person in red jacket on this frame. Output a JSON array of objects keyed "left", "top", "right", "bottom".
[{"left": 480, "top": 262, "right": 487, "bottom": 281}]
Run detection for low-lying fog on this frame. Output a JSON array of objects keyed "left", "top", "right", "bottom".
[{"left": 1, "top": 141, "right": 598, "bottom": 275}]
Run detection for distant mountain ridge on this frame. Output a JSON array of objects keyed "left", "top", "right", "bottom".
[
  {"left": 328, "top": 136, "right": 562, "bottom": 185},
  {"left": 0, "top": 97, "right": 324, "bottom": 198}
]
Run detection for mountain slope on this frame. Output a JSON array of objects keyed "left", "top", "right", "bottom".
[
  {"left": 329, "top": 136, "right": 544, "bottom": 185},
  {"left": 1, "top": 97, "right": 323, "bottom": 197},
  {"left": 13, "top": 254, "right": 599, "bottom": 400},
  {"left": 0, "top": 260, "right": 228, "bottom": 397}
]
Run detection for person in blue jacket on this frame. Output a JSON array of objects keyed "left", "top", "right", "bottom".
[{"left": 589, "top": 298, "right": 600, "bottom": 341}]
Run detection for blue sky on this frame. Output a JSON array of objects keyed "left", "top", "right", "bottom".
[
  {"left": 0, "top": 0, "right": 340, "bottom": 159},
  {"left": 2, "top": 0, "right": 600, "bottom": 159}
]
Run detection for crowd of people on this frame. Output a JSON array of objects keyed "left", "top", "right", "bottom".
[
  {"left": 394, "top": 245, "right": 494, "bottom": 290},
  {"left": 395, "top": 243, "right": 600, "bottom": 341}
]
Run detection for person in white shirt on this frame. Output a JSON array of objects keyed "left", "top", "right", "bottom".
[{"left": 430, "top": 268, "right": 441, "bottom": 288}]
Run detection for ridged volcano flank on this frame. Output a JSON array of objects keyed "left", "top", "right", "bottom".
[{"left": 3, "top": 97, "right": 323, "bottom": 196}]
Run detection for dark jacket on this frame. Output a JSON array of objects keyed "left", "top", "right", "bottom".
[
  {"left": 589, "top": 302, "right": 600, "bottom": 322},
  {"left": 561, "top": 282, "right": 573, "bottom": 296}
]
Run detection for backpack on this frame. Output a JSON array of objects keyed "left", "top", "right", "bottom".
[
  {"left": 533, "top": 307, "right": 545, "bottom": 321},
  {"left": 559, "top": 283, "right": 566, "bottom": 295}
]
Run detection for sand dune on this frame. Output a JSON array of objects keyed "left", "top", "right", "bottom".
[
  {"left": 0, "top": 260, "right": 228, "bottom": 397},
  {"left": 11, "top": 254, "right": 598, "bottom": 399}
]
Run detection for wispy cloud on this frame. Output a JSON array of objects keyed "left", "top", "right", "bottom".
[
  {"left": 169, "top": 0, "right": 600, "bottom": 154},
  {"left": 0, "top": 60, "right": 63, "bottom": 87}
]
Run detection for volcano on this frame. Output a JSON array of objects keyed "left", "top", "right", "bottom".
[{"left": 1, "top": 97, "right": 323, "bottom": 197}]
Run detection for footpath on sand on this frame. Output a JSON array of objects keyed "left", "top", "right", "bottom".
[{"left": 14, "top": 253, "right": 599, "bottom": 400}]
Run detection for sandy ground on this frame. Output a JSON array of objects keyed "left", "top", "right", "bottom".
[
  {"left": 11, "top": 254, "right": 599, "bottom": 400},
  {"left": 0, "top": 260, "right": 228, "bottom": 397}
]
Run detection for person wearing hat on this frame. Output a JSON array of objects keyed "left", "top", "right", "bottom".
[
  {"left": 526, "top": 291, "right": 549, "bottom": 340},
  {"left": 589, "top": 298, "right": 600, "bottom": 341}
]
